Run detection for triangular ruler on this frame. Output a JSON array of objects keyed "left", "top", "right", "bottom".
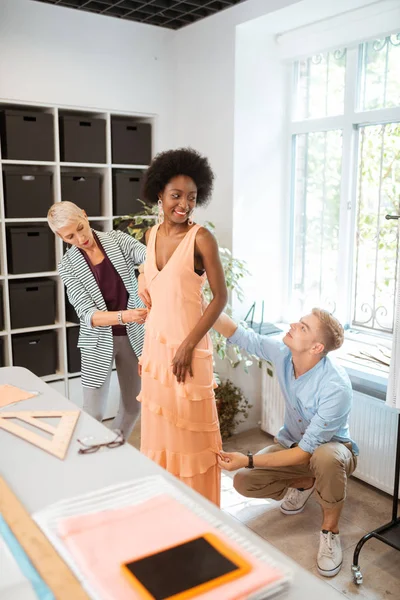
[{"left": 0, "top": 410, "right": 80, "bottom": 460}]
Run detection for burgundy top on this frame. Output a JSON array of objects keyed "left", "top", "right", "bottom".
[{"left": 81, "top": 234, "right": 128, "bottom": 336}]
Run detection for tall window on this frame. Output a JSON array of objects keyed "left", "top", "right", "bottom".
[{"left": 290, "top": 34, "right": 400, "bottom": 335}]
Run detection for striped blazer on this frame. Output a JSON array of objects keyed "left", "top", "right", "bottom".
[{"left": 58, "top": 230, "right": 146, "bottom": 389}]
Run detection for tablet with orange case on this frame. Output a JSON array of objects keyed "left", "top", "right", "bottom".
[{"left": 121, "top": 532, "right": 253, "bottom": 600}]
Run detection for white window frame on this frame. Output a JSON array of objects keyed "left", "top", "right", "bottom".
[{"left": 288, "top": 43, "right": 400, "bottom": 338}]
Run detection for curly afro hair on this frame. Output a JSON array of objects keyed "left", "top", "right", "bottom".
[{"left": 142, "top": 147, "right": 214, "bottom": 206}]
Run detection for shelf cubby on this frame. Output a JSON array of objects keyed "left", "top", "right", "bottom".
[{"left": 0, "top": 100, "right": 153, "bottom": 397}]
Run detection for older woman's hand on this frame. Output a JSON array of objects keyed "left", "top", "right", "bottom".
[{"left": 124, "top": 308, "right": 148, "bottom": 324}]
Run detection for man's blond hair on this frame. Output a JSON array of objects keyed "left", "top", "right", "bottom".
[{"left": 312, "top": 308, "right": 344, "bottom": 355}]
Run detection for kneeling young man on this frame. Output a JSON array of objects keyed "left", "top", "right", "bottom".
[{"left": 214, "top": 309, "right": 358, "bottom": 578}]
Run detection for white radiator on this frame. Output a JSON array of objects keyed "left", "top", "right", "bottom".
[
  {"left": 261, "top": 364, "right": 285, "bottom": 438},
  {"left": 261, "top": 363, "right": 399, "bottom": 496}
]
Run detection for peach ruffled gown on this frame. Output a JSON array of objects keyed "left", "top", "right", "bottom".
[{"left": 138, "top": 224, "right": 222, "bottom": 505}]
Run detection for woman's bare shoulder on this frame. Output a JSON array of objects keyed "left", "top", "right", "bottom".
[
  {"left": 194, "top": 226, "right": 217, "bottom": 248},
  {"left": 144, "top": 227, "right": 153, "bottom": 246}
]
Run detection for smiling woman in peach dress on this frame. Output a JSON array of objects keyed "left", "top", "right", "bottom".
[{"left": 138, "top": 148, "right": 227, "bottom": 505}]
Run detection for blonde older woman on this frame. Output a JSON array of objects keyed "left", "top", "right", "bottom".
[{"left": 47, "top": 201, "right": 147, "bottom": 438}]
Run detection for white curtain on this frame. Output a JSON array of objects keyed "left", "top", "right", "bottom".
[{"left": 386, "top": 221, "right": 400, "bottom": 410}]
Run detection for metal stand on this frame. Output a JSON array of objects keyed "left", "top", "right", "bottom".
[{"left": 351, "top": 412, "right": 400, "bottom": 584}]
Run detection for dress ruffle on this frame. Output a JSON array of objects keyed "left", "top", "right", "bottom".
[
  {"left": 139, "top": 326, "right": 218, "bottom": 400},
  {"left": 140, "top": 359, "right": 217, "bottom": 399},
  {"left": 137, "top": 392, "right": 220, "bottom": 432},
  {"left": 139, "top": 326, "right": 221, "bottom": 481},
  {"left": 141, "top": 447, "right": 219, "bottom": 479},
  {"left": 150, "top": 329, "right": 213, "bottom": 358}
]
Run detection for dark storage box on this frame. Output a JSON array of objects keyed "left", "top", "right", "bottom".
[
  {"left": 112, "top": 170, "right": 144, "bottom": 215},
  {"left": 0, "top": 109, "right": 54, "bottom": 161},
  {"left": 67, "top": 326, "right": 80, "bottom": 373},
  {"left": 111, "top": 119, "right": 151, "bottom": 165},
  {"left": 6, "top": 225, "right": 55, "bottom": 275},
  {"left": 9, "top": 279, "right": 56, "bottom": 330},
  {"left": 0, "top": 286, "right": 4, "bottom": 331},
  {"left": 12, "top": 330, "right": 57, "bottom": 377},
  {"left": 91, "top": 221, "right": 106, "bottom": 232},
  {"left": 65, "top": 294, "right": 79, "bottom": 324},
  {"left": 3, "top": 170, "right": 53, "bottom": 218},
  {"left": 61, "top": 172, "right": 101, "bottom": 216},
  {"left": 59, "top": 115, "right": 106, "bottom": 163}
]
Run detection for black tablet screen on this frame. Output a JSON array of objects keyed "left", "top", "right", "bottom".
[{"left": 124, "top": 536, "right": 239, "bottom": 600}]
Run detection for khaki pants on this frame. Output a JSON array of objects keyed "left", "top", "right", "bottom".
[{"left": 234, "top": 441, "right": 357, "bottom": 509}]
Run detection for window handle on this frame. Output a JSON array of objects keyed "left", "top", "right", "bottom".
[{"left": 385, "top": 214, "right": 400, "bottom": 220}]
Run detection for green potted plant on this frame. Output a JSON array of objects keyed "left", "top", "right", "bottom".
[{"left": 215, "top": 379, "right": 252, "bottom": 441}]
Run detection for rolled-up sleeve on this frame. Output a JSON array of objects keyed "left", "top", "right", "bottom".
[
  {"left": 228, "top": 326, "right": 283, "bottom": 364},
  {"left": 299, "top": 384, "right": 353, "bottom": 454}
]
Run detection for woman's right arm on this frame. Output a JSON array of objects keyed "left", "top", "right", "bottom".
[
  {"left": 91, "top": 308, "right": 147, "bottom": 327},
  {"left": 59, "top": 262, "right": 147, "bottom": 328}
]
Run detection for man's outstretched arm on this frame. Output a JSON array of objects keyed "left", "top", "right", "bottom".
[
  {"left": 212, "top": 312, "right": 238, "bottom": 338},
  {"left": 217, "top": 446, "right": 311, "bottom": 471},
  {"left": 213, "top": 312, "right": 284, "bottom": 364}
]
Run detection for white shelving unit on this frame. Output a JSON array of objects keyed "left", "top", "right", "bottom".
[{"left": 0, "top": 100, "right": 154, "bottom": 414}]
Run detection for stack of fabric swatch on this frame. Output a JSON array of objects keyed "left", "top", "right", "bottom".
[{"left": 34, "top": 475, "right": 292, "bottom": 600}]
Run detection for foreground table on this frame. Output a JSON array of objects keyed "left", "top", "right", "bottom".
[{"left": 0, "top": 367, "right": 344, "bottom": 599}]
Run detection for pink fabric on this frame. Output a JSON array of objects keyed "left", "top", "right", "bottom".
[
  {"left": 0, "top": 385, "right": 36, "bottom": 408},
  {"left": 58, "top": 494, "right": 283, "bottom": 600}
]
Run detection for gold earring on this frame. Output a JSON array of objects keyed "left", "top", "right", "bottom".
[{"left": 157, "top": 199, "right": 164, "bottom": 225}]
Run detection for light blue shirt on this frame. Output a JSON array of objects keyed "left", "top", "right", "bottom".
[{"left": 229, "top": 326, "right": 359, "bottom": 455}]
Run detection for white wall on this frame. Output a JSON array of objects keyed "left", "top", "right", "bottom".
[
  {"left": 0, "top": 0, "right": 175, "bottom": 151},
  {"left": 233, "top": 24, "right": 291, "bottom": 325},
  {"left": 172, "top": 0, "right": 302, "bottom": 249}
]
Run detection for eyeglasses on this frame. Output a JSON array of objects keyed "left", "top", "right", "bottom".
[{"left": 77, "top": 429, "right": 125, "bottom": 454}]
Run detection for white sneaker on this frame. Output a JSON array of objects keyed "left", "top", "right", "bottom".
[
  {"left": 280, "top": 484, "right": 315, "bottom": 515},
  {"left": 317, "top": 530, "right": 343, "bottom": 577}
]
